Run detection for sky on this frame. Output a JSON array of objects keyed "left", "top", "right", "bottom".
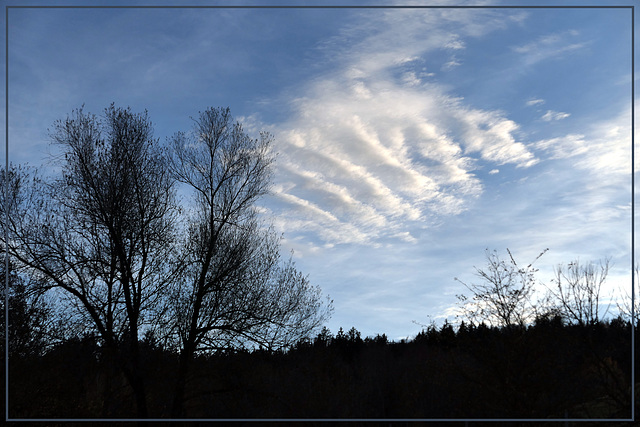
[{"left": 3, "top": 0, "right": 636, "bottom": 340}]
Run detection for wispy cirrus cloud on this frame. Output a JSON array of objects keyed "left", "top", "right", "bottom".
[
  {"left": 442, "top": 57, "right": 462, "bottom": 71},
  {"left": 541, "top": 110, "right": 571, "bottom": 121},
  {"left": 526, "top": 98, "right": 545, "bottom": 107},
  {"left": 512, "top": 29, "right": 587, "bottom": 66},
  {"left": 260, "top": 8, "right": 538, "bottom": 249},
  {"left": 533, "top": 107, "right": 632, "bottom": 176},
  {"left": 533, "top": 134, "right": 587, "bottom": 159}
]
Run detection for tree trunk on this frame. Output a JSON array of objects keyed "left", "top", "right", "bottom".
[
  {"left": 170, "top": 344, "right": 193, "bottom": 419},
  {"left": 118, "top": 358, "right": 149, "bottom": 418},
  {"left": 128, "top": 316, "right": 148, "bottom": 418},
  {"left": 132, "top": 373, "right": 149, "bottom": 418}
]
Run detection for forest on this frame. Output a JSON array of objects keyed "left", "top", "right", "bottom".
[
  {"left": 1, "top": 105, "right": 637, "bottom": 423},
  {"left": 2, "top": 312, "right": 637, "bottom": 422}
]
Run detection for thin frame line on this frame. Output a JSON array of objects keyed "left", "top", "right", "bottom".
[
  {"left": 4, "top": 5, "right": 634, "bottom": 9},
  {"left": 4, "top": 4, "right": 9, "bottom": 424},
  {"left": 3, "top": 3, "right": 635, "bottom": 423},
  {"left": 632, "top": 4, "right": 636, "bottom": 423},
  {"left": 7, "top": 418, "right": 634, "bottom": 423}
]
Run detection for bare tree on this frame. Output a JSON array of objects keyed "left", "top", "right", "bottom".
[
  {"left": 614, "top": 262, "right": 638, "bottom": 325},
  {"left": 456, "top": 248, "right": 548, "bottom": 329},
  {"left": 1, "top": 106, "right": 178, "bottom": 417},
  {"left": 3, "top": 105, "right": 332, "bottom": 418},
  {"left": 167, "top": 107, "right": 332, "bottom": 417},
  {"left": 548, "top": 258, "right": 612, "bottom": 326},
  {"left": 1, "top": 255, "right": 51, "bottom": 359},
  {"left": 549, "top": 258, "right": 630, "bottom": 409}
]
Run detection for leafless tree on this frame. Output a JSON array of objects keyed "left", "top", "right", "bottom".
[
  {"left": 1, "top": 106, "right": 178, "bottom": 417},
  {"left": 548, "top": 258, "right": 611, "bottom": 326},
  {"left": 1, "top": 255, "right": 52, "bottom": 358},
  {"left": 615, "top": 263, "right": 638, "bottom": 325},
  {"left": 456, "top": 248, "right": 548, "bottom": 329},
  {"left": 3, "top": 105, "right": 332, "bottom": 418},
  {"left": 548, "top": 258, "right": 629, "bottom": 409},
  {"left": 167, "top": 107, "right": 332, "bottom": 417}
]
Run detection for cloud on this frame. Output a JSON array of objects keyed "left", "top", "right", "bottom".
[
  {"left": 541, "top": 110, "right": 570, "bottom": 121},
  {"left": 442, "top": 57, "right": 462, "bottom": 71},
  {"left": 444, "top": 34, "right": 466, "bottom": 50},
  {"left": 526, "top": 98, "right": 545, "bottom": 107},
  {"left": 533, "top": 134, "right": 587, "bottom": 159},
  {"left": 401, "top": 71, "right": 422, "bottom": 87},
  {"left": 530, "top": 109, "right": 631, "bottom": 237},
  {"left": 262, "top": 9, "right": 538, "bottom": 248},
  {"left": 512, "top": 30, "right": 587, "bottom": 66},
  {"left": 453, "top": 107, "right": 538, "bottom": 168},
  {"left": 572, "top": 109, "right": 633, "bottom": 176}
]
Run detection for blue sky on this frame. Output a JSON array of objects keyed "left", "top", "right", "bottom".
[{"left": 3, "top": 0, "right": 635, "bottom": 340}]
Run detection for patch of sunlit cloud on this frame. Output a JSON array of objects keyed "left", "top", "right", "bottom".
[
  {"left": 444, "top": 36, "right": 466, "bottom": 50},
  {"left": 541, "top": 110, "right": 571, "bottom": 121},
  {"left": 534, "top": 108, "right": 631, "bottom": 176},
  {"left": 401, "top": 72, "right": 422, "bottom": 87},
  {"left": 262, "top": 8, "right": 541, "bottom": 247},
  {"left": 576, "top": 115, "right": 632, "bottom": 176},
  {"left": 526, "top": 98, "right": 545, "bottom": 107},
  {"left": 534, "top": 134, "right": 588, "bottom": 159},
  {"left": 269, "top": 75, "right": 543, "bottom": 246},
  {"left": 512, "top": 30, "right": 587, "bottom": 66},
  {"left": 442, "top": 57, "right": 462, "bottom": 71},
  {"left": 454, "top": 107, "right": 538, "bottom": 168}
]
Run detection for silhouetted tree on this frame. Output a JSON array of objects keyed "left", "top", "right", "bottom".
[
  {"left": 347, "top": 326, "right": 363, "bottom": 344},
  {"left": 334, "top": 327, "right": 347, "bottom": 343},
  {"left": 2, "top": 106, "right": 179, "bottom": 417},
  {"left": 456, "top": 248, "right": 548, "bottom": 329},
  {"left": 314, "top": 326, "right": 333, "bottom": 347},
  {"left": 615, "top": 262, "right": 638, "bottom": 326},
  {"left": 546, "top": 258, "right": 631, "bottom": 411},
  {"left": 3, "top": 105, "right": 333, "bottom": 419},
  {"left": 365, "top": 333, "right": 387, "bottom": 346},
  {"left": 166, "top": 107, "right": 332, "bottom": 417},
  {"left": 1, "top": 256, "right": 50, "bottom": 358},
  {"left": 548, "top": 258, "right": 612, "bottom": 326}
]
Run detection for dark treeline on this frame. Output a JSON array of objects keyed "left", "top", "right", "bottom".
[{"left": 4, "top": 317, "right": 636, "bottom": 421}]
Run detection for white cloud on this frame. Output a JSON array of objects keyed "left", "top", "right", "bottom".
[
  {"left": 269, "top": 191, "right": 374, "bottom": 246},
  {"left": 454, "top": 107, "right": 538, "bottom": 167},
  {"left": 530, "top": 109, "right": 631, "bottom": 239},
  {"left": 533, "top": 134, "right": 587, "bottom": 159},
  {"left": 526, "top": 98, "right": 545, "bottom": 106},
  {"left": 512, "top": 30, "right": 587, "bottom": 66},
  {"left": 444, "top": 34, "right": 466, "bottom": 50},
  {"left": 401, "top": 71, "right": 422, "bottom": 87},
  {"left": 263, "top": 9, "right": 538, "bottom": 247},
  {"left": 573, "top": 109, "right": 633, "bottom": 176},
  {"left": 395, "top": 56, "right": 421, "bottom": 66},
  {"left": 442, "top": 56, "right": 462, "bottom": 71},
  {"left": 541, "top": 110, "right": 571, "bottom": 121},
  {"left": 489, "top": 169, "right": 499, "bottom": 175}
]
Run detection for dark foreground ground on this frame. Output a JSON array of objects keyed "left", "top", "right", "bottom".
[{"left": 3, "top": 317, "right": 638, "bottom": 424}]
